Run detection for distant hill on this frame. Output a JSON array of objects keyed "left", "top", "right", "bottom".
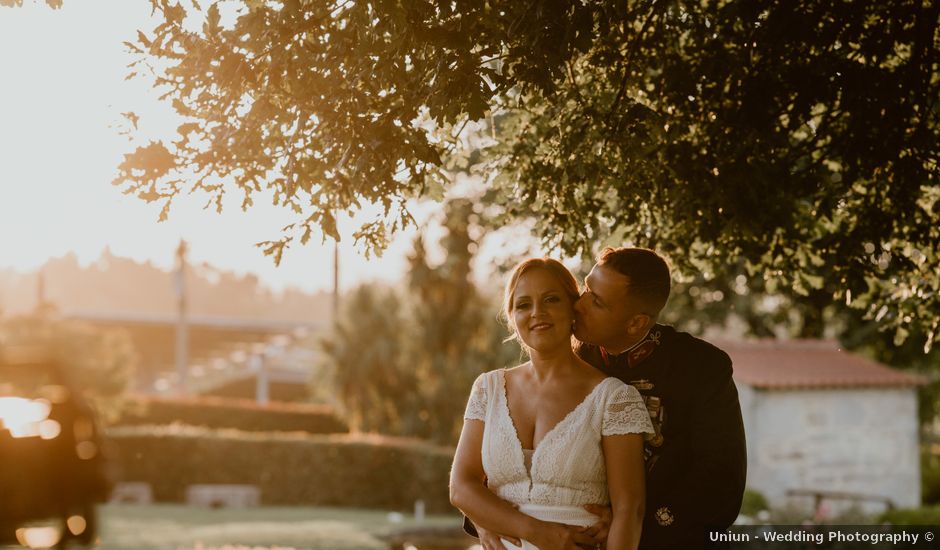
[{"left": 0, "top": 250, "right": 333, "bottom": 324}]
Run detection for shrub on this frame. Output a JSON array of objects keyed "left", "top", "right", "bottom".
[
  {"left": 880, "top": 506, "right": 940, "bottom": 525},
  {"left": 921, "top": 445, "right": 940, "bottom": 505},
  {"left": 739, "top": 489, "right": 770, "bottom": 516},
  {"left": 105, "top": 425, "right": 453, "bottom": 512},
  {"left": 112, "top": 394, "right": 348, "bottom": 435}
]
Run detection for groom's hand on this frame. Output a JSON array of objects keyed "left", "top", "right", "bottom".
[
  {"left": 574, "top": 504, "right": 612, "bottom": 546},
  {"left": 477, "top": 526, "right": 521, "bottom": 550}
]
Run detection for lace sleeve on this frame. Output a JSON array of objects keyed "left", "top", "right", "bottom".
[
  {"left": 602, "top": 382, "right": 655, "bottom": 436},
  {"left": 463, "top": 372, "right": 488, "bottom": 421}
]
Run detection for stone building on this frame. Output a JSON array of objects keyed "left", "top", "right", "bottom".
[{"left": 723, "top": 339, "right": 925, "bottom": 515}]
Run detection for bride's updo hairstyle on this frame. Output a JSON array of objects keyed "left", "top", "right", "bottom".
[{"left": 501, "top": 258, "right": 581, "bottom": 345}]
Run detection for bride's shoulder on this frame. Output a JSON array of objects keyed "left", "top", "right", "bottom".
[
  {"left": 475, "top": 364, "right": 525, "bottom": 386},
  {"left": 599, "top": 376, "right": 642, "bottom": 399},
  {"left": 503, "top": 362, "right": 531, "bottom": 379},
  {"left": 505, "top": 362, "right": 530, "bottom": 372}
]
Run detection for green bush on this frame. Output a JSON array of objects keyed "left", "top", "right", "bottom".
[
  {"left": 112, "top": 395, "right": 348, "bottom": 435},
  {"left": 105, "top": 425, "right": 453, "bottom": 512},
  {"left": 739, "top": 489, "right": 770, "bottom": 516},
  {"left": 921, "top": 445, "right": 940, "bottom": 505},
  {"left": 879, "top": 506, "right": 940, "bottom": 525}
]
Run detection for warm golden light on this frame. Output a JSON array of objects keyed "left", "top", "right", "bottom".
[
  {"left": 40, "top": 384, "right": 70, "bottom": 404},
  {"left": 66, "top": 515, "right": 87, "bottom": 536},
  {"left": 73, "top": 417, "right": 94, "bottom": 441},
  {"left": 76, "top": 440, "right": 98, "bottom": 460},
  {"left": 0, "top": 397, "right": 51, "bottom": 438},
  {"left": 15, "top": 527, "right": 61, "bottom": 549},
  {"left": 38, "top": 419, "right": 62, "bottom": 440},
  {"left": 0, "top": 2, "right": 443, "bottom": 312}
]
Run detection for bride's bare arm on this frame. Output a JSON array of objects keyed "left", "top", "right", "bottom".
[
  {"left": 602, "top": 433, "right": 646, "bottom": 550},
  {"left": 450, "top": 419, "right": 576, "bottom": 548}
]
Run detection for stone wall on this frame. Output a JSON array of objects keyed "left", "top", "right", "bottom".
[{"left": 737, "top": 384, "right": 920, "bottom": 514}]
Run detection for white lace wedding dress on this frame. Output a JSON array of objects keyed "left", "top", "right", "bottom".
[{"left": 464, "top": 369, "right": 654, "bottom": 549}]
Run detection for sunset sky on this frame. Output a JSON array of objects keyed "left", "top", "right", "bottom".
[{"left": 0, "top": 0, "right": 541, "bottom": 293}]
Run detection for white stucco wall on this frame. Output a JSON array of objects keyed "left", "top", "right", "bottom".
[{"left": 736, "top": 384, "right": 920, "bottom": 512}]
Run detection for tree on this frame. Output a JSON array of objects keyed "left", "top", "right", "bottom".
[
  {"left": 0, "top": 0, "right": 62, "bottom": 7},
  {"left": 404, "top": 199, "right": 519, "bottom": 442},
  {"left": 318, "top": 284, "right": 417, "bottom": 434},
  {"left": 318, "top": 199, "right": 518, "bottom": 442},
  {"left": 104, "top": 0, "right": 937, "bottom": 350}
]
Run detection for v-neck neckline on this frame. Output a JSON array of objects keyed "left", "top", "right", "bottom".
[{"left": 497, "top": 368, "right": 609, "bottom": 472}]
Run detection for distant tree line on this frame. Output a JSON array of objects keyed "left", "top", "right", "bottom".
[{"left": 0, "top": 250, "right": 331, "bottom": 323}]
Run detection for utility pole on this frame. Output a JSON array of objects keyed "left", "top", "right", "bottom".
[
  {"left": 252, "top": 352, "right": 269, "bottom": 405},
  {"left": 333, "top": 238, "right": 340, "bottom": 323},
  {"left": 174, "top": 240, "right": 189, "bottom": 395},
  {"left": 331, "top": 210, "right": 341, "bottom": 323},
  {"left": 35, "top": 266, "right": 46, "bottom": 315}
]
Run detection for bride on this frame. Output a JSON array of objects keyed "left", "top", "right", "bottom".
[{"left": 450, "top": 258, "right": 654, "bottom": 550}]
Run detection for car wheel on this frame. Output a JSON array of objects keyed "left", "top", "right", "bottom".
[
  {"left": 55, "top": 517, "right": 70, "bottom": 550},
  {"left": 75, "top": 503, "right": 96, "bottom": 546},
  {"left": 0, "top": 523, "right": 16, "bottom": 544},
  {"left": 55, "top": 503, "right": 97, "bottom": 548}
]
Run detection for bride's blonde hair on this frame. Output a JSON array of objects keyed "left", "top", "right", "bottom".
[{"left": 501, "top": 258, "right": 581, "bottom": 345}]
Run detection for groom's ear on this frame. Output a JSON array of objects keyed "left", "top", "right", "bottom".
[{"left": 627, "top": 313, "right": 652, "bottom": 335}]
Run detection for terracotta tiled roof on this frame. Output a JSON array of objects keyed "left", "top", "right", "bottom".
[{"left": 715, "top": 339, "right": 927, "bottom": 389}]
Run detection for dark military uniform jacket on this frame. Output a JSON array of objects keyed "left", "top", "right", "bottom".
[{"left": 577, "top": 324, "right": 747, "bottom": 550}]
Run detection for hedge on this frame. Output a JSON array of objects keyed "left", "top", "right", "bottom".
[
  {"left": 105, "top": 425, "right": 454, "bottom": 513},
  {"left": 739, "top": 489, "right": 770, "bottom": 516},
  {"left": 879, "top": 506, "right": 940, "bottom": 525},
  {"left": 113, "top": 394, "right": 348, "bottom": 435}
]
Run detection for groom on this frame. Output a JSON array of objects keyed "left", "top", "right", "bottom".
[
  {"left": 472, "top": 247, "right": 747, "bottom": 549},
  {"left": 571, "top": 247, "right": 746, "bottom": 549}
]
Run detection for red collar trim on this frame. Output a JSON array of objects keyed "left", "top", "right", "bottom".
[{"left": 600, "top": 329, "right": 661, "bottom": 368}]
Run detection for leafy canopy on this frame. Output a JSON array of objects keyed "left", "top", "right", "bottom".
[
  {"left": 0, "top": 0, "right": 62, "bottom": 8},
  {"left": 27, "top": 0, "right": 935, "bottom": 349}
]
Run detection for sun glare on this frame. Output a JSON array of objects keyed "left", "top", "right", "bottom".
[
  {"left": 0, "top": 397, "right": 52, "bottom": 438},
  {"left": 66, "top": 515, "right": 88, "bottom": 536},
  {"left": 15, "top": 527, "right": 62, "bottom": 549}
]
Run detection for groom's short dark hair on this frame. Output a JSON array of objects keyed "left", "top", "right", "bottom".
[{"left": 597, "top": 247, "right": 671, "bottom": 316}]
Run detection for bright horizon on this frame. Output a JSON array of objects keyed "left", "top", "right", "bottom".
[{"left": 0, "top": 1, "right": 543, "bottom": 294}]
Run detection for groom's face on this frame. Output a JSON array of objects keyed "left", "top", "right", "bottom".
[{"left": 573, "top": 264, "right": 640, "bottom": 348}]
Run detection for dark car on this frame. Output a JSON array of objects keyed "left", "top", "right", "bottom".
[{"left": 0, "top": 352, "right": 112, "bottom": 548}]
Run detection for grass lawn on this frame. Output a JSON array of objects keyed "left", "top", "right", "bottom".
[{"left": 91, "top": 503, "right": 464, "bottom": 550}]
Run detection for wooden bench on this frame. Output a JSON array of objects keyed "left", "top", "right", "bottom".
[
  {"left": 185, "top": 484, "right": 260, "bottom": 508},
  {"left": 109, "top": 482, "right": 153, "bottom": 504}
]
